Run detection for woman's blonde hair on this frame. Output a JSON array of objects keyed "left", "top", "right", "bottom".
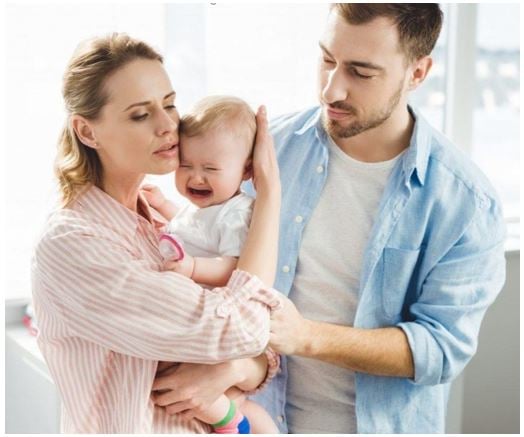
[
  {"left": 55, "top": 33, "right": 163, "bottom": 207},
  {"left": 180, "top": 95, "right": 256, "bottom": 156}
]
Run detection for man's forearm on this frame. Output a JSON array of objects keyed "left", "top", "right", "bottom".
[{"left": 302, "top": 320, "right": 414, "bottom": 378}]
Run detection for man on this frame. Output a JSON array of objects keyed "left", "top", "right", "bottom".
[
  {"left": 248, "top": 3, "right": 506, "bottom": 433},
  {"left": 152, "top": 4, "right": 506, "bottom": 433}
]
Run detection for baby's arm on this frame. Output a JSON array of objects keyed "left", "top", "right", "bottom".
[
  {"left": 141, "top": 184, "right": 178, "bottom": 221},
  {"left": 165, "top": 256, "right": 238, "bottom": 287}
]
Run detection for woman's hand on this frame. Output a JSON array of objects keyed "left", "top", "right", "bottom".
[
  {"left": 151, "top": 361, "right": 239, "bottom": 419},
  {"left": 252, "top": 106, "right": 280, "bottom": 197}
]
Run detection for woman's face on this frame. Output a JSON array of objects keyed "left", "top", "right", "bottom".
[{"left": 90, "top": 59, "right": 180, "bottom": 178}]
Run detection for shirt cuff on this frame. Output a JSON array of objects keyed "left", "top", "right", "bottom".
[
  {"left": 225, "top": 269, "right": 282, "bottom": 311},
  {"left": 243, "top": 348, "right": 281, "bottom": 396}
]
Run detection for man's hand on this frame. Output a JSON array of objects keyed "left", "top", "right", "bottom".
[
  {"left": 151, "top": 361, "right": 237, "bottom": 419},
  {"left": 269, "top": 294, "right": 313, "bottom": 356},
  {"left": 163, "top": 254, "right": 195, "bottom": 278}
]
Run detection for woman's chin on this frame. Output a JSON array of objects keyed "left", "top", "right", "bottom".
[{"left": 148, "top": 161, "right": 179, "bottom": 175}]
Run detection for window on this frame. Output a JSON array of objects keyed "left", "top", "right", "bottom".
[
  {"left": 5, "top": 4, "right": 166, "bottom": 300},
  {"left": 472, "top": 4, "right": 519, "bottom": 219}
]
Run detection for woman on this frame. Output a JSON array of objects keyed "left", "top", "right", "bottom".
[{"left": 31, "top": 33, "right": 281, "bottom": 433}]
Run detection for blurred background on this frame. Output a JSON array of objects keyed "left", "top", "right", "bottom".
[{"left": 4, "top": 3, "right": 520, "bottom": 434}]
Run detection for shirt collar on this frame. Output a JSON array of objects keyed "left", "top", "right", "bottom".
[
  {"left": 294, "top": 107, "right": 323, "bottom": 138},
  {"left": 401, "top": 105, "right": 431, "bottom": 187},
  {"left": 293, "top": 105, "right": 432, "bottom": 187},
  {"left": 74, "top": 185, "right": 167, "bottom": 233}
]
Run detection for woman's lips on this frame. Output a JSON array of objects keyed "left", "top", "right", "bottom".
[{"left": 154, "top": 144, "right": 178, "bottom": 159}]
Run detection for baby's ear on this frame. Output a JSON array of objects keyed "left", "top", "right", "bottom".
[{"left": 242, "top": 159, "right": 253, "bottom": 181}]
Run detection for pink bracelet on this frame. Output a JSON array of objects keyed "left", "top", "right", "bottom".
[
  {"left": 244, "top": 348, "right": 281, "bottom": 395},
  {"left": 159, "top": 233, "right": 185, "bottom": 261}
]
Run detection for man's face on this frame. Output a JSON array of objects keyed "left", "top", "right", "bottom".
[{"left": 318, "top": 11, "right": 410, "bottom": 139}]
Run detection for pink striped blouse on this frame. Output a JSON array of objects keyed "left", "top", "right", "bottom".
[{"left": 31, "top": 185, "right": 281, "bottom": 433}]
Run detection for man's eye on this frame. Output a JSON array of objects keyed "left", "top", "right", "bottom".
[
  {"left": 131, "top": 114, "right": 148, "bottom": 121},
  {"left": 352, "top": 69, "right": 373, "bottom": 79},
  {"left": 323, "top": 58, "right": 335, "bottom": 65}
]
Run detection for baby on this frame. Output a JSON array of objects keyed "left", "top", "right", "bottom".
[{"left": 143, "top": 96, "right": 278, "bottom": 434}]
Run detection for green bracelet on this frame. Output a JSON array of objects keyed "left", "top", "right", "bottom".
[{"left": 212, "top": 400, "right": 237, "bottom": 428}]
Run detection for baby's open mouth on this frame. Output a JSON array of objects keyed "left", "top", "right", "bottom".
[{"left": 188, "top": 188, "right": 212, "bottom": 197}]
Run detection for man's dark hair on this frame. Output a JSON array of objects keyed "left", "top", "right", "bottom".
[{"left": 331, "top": 3, "right": 443, "bottom": 62}]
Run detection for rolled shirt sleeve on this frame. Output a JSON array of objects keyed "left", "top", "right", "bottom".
[{"left": 397, "top": 197, "right": 506, "bottom": 385}]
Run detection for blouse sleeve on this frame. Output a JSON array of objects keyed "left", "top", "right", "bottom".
[{"left": 32, "top": 220, "right": 281, "bottom": 364}]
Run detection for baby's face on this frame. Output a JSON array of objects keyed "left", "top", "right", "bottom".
[{"left": 175, "top": 128, "right": 251, "bottom": 208}]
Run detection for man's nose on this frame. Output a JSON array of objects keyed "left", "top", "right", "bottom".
[{"left": 321, "top": 68, "right": 348, "bottom": 104}]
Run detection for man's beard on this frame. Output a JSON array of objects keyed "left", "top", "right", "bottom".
[{"left": 322, "top": 80, "right": 404, "bottom": 139}]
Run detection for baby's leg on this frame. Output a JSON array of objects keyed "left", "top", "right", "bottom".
[
  {"left": 226, "top": 388, "right": 278, "bottom": 434},
  {"left": 240, "top": 399, "right": 279, "bottom": 434},
  {"left": 194, "top": 394, "right": 231, "bottom": 425}
]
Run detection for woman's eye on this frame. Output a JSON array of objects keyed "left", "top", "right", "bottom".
[
  {"left": 165, "top": 105, "right": 177, "bottom": 111},
  {"left": 131, "top": 114, "right": 148, "bottom": 121}
]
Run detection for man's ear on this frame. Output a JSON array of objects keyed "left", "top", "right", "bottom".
[
  {"left": 70, "top": 115, "right": 100, "bottom": 149},
  {"left": 407, "top": 56, "right": 433, "bottom": 91},
  {"left": 242, "top": 158, "right": 253, "bottom": 181}
]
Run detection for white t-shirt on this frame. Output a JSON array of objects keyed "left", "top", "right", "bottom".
[
  {"left": 286, "top": 139, "right": 404, "bottom": 433},
  {"left": 167, "top": 192, "right": 254, "bottom": 258}
]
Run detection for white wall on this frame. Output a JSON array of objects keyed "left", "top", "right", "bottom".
[{"left": 461, "top": 251, "right": 520, "bottom": 433}]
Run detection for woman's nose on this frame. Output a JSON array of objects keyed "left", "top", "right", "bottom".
[{"left": 155, "top": 109, "right": 179, "bottom": 138}]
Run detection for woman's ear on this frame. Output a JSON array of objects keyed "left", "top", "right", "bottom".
[
  {"left": 242, "top": 159, "right": 253, "bottom": 181},
  {"left": 71, "top": 115, "right": 100, "bottom": 149}
]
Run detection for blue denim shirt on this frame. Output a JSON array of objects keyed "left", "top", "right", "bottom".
[{"left": 245, "top": 106, "right": 506, "bottom": 433}]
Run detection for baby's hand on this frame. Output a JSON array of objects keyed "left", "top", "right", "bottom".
[
  {"left": 141, "top": 184, "right": 167, "bottom": 210},
  {"left": 164, "top": 255, "right": 195, "bottom": 279}
]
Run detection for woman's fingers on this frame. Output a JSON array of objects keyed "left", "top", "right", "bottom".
[{"left": 251, "top": 104, "right": 280, "bottom": 195}]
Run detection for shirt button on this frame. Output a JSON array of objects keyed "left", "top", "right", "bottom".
[
  {"left": 277, "top": 415, "right": 284, "bottom": 423},
  {"left": 316, "top": 165, "right": 324, "bottom": 173},
  {"left": 295, "top": 215, "right": 303, "bottom": 223},
  {"left": 282, "top": 265, "right": 290, "bottom": 273}
]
